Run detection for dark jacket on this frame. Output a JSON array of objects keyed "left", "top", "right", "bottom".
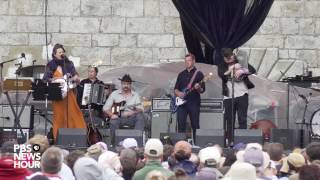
[
  {"left": 171, "top": 159, "right": 197, "bottom": 177},
  {"left": 218, "top": 60, "right": 256, "bottom": 97}
]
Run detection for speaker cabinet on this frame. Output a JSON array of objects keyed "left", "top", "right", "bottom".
[
  {"left": 196, "top": 129, "right": 224, "bottom": 148},
  {"left": 151, "top": 112, "right": 176, "bottom": 138},
  {"left": 56, "top": 128, "right": 87, "bottom": 147},
  {"left": 160, "top": 132, "right": 187, "bottom": 145},
  {"left": 234, "top": 129, "right": 263, "bottom": 145},
  {"left": 0, "top": 105, "right": 34, "bottom": 129},
  {"left": 271, "top": 129, "right": 307, "bottom": 150},
  {"left": 115, "top": 129, "right": 143, "bottom": 147}
]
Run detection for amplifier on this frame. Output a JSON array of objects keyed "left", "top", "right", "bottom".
[
  {"left": 200, "top": 98, "right": 223, "bottom": 129},
  {"left": 0, "top": 105, "right": 34, "bottom": 129}
]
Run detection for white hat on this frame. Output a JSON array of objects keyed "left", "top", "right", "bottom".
[
  {"left": 144, "top": 138, "right": 163, "bottom": 157},
  {"left": 198, "top": 147, "right": 221, "bottom": 165},
  {"left": 222, "top": 162, "right": 257, "bottom": 180},
  {"left": 122, "top": 138, "right": 138, "bottom": 148}
]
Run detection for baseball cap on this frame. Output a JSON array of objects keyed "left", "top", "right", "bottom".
[
  {"left": 122, "top": 138, "right": 138, "bottom": 149},
  {"left": 243, "top": 148, "right": 264, "bottom": 167},
  {"left": 144, "top": 139, "right": 163, "bottom": 157},
  {"left": 198, "top": 147, "right": 221, "bottom": 166}
]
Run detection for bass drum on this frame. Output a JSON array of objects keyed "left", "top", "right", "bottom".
[{"left": 311, "top": 109, "right": 320, "bottom": 137}]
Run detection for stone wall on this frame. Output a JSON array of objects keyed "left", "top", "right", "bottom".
[{"left": 0, "top": 0, "right": 319, "bottom": 80}]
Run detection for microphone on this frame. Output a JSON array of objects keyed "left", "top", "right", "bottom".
[
  {"left": 21, "top": 53, "right": 26, "bottom": 59},
  {"left": 0, "top": 116, "right": 10, "bottom": 120}
]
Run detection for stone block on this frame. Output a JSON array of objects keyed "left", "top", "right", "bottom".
[
  {"left": 243, "top": 35, "right": 284, "bottom": 48},
  {"left": 61, "top": 17, "right": 100, "bottom": 33},
  {"left": 137, "top": 34, "right": 173, "bottom": 47},
  {"left": 126, "top": 18, "right": 164, "bottom": 33},
  {"left": 164, "top": 17, "right": 182, "bottom": 34},
  {"left": 296, "top": 50, "right": 317, "bottom": 67},
  {"left": 153, "top": 48, "right": 186, "bottom": 60},
  {"left": 29, "top": 33, "right": 52, "bottom": 45},
  {"left": 17, "top": 17, "right": 60, "bottom": 33},
  {"left": 159, "top": 0, "right": 179, "bottom": 17},
  {"left": 52, "top": 33, "right": 91, "bottom": 47},
  {"left": 247, "top": 48, "right": 266, "bottom": 70},
  {"left": 71, "top": 47, "right": 111, "bottom": 65},
  {"left": 0, "top": 33, "right": 28, "bottom": 45},
  {"left": 0, "top": 46, "right": 10, "bottom": 58},
  {"left": 280, "top": 18, "right": 299, "bottom": 35},
  {"left": 111, "top": 48, "right": 153, "bottom": 66},
  {"left": 299, "top": 18, "right": 315, "bottom": 35},
  {"left": 289, "top": 50, "right": 297, "bottom": 59},
  {"left": 279, "top": 49, "right": 289, "bottom": 59},
  {"left": 174, "top": 34, "right": 185, "bottom": 47},
  {"left": 92, "top": 34, "right": 119, "bottom": 47},
  {"left": 48, "top": 0, "right": 80, "bottom": 16},
  {"left": 81, "top": 0, "right": 111, "bottom": 16},
  {"left": 267, "top": 1, "right": 281, "bottom": 18},
  {"left": 144, "top": 0, "right": 160, "bottom": 16},
  {"left": 278, "top": 1, "right": 303, "bottom": 17},
  {"left": 267, "top": 60, "right": 294, "bottom": 81},
  {"left": 9, "top": 0, "right": 42, "bottom": 15},
  {"left": 314, "top": 19, "right": 320, "bottom": 35},
  {"left": 101, "top": 17, "right": 125, "bottom": 33},
  {"left": 119, "top": 34, "right": 137, "bottom": 47},
  {"left": 0, "top": 0, "right": 9, "bottom": 15},
  {"left": 285, "top": 61, "right": 304, "bottom": 77},
  {"left": 256, "top": 48, "right": 279, "bottom": 78},
  {"left": 259, "top": 18, "right": 280, "bottom": 34},
  {"left": 285, "top": 36, "right": 320, "bottom": 49},
  {"left": 305, "top": 1, "right": 320, "bottom": 17},
  {"left": 0, "top": 16, "right": 17, "bottom": 32},
  {"left": 111, "top": 0, "right": 143, "bottom": 17}
]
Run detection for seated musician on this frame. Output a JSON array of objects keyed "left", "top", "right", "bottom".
[
  {"left": 77, "top": 66, "right": 104, "bottom": 117},
  {"left": 103, "top": 74, "right": 145, "bottom": 145}
]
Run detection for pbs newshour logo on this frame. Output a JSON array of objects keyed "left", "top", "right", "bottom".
[{"left": 13, "top": 144, "right": 41, "bottom": 168}]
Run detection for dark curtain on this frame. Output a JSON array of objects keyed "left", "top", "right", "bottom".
[{"left": 172, "top": 0, "right": 274, "bottom": 65}]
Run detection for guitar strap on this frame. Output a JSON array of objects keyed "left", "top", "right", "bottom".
[{"left": 187, "top": 70, "right": 199, "bottom": 89}]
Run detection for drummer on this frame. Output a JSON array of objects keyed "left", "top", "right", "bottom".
[{"left": 77, "top": 65, "right": 105, "bottom": 118}]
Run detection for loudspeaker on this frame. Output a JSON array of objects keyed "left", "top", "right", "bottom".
[
  {"left": 151, "top": 112, "right": 176, "bottom": 138},
  {"left": 199, "top": 112, "right": 223, "bottom": 129},
  {"left": 97, "top": 128, "right": 111, "bottom": 145},
  {"left": 271, "top": 129, "right": 306, "bottom": 150},
  {"left": 0, "top": 105, "right": 34, "bottom": 129},
  {"left": 160, "top": 132, "right": 186, "bottom": 145},
  {"left": 115, "top": 129, "right": 143, "bottom": 147},
  {"left": 56, "top": 128, "right": 87, "bottom": 147},
  {"left": 234, "top": 129, "right": 263, "bottom": 145},
  {"left": 195, "top": 129, "right": 224, "bottom": 148}
]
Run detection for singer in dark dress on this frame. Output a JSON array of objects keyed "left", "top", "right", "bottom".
[
  {"left": 217, "top": 48, "right": 256, "bottom": 143},
  {"left": 43, "top": 43, "right": 86, "bottom": 139}
]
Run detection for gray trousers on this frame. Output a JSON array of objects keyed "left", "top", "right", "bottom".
[{"left": 109, "top": 112, "right": 145, "bottom": 145}]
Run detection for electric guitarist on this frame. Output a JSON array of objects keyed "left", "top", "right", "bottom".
[
  {"left": 102, "top": 74, "right": 145, "bottom": 146},
  {"left": 174, "top": 53, "right": 205, "bottom": 140}
]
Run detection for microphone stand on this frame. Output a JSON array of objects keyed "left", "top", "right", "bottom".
[
  {"left": 0, "top": 56, "right": 23, "bottom": 94},
  {"left": 229, "top": 65, "right": 236, "bottom": 148},
  {"left": 298, "top": 94, "right": 311, "bottom": 148}
]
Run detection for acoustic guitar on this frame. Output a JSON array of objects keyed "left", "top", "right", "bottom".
[
  {"left": 86, "top": 105, "right": 102, "bottom": 145},
  {"left": 111, "top": 100, "right": 151, "bottom": 117}
]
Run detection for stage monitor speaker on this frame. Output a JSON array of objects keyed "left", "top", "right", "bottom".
[
  {"left": 151, "top": 111, "right": 176, "bottom": 138},
  {"left": 0, "top": 105, "right": 34, "bottom": 129},
  {"left": 270, "top": 129, "right": 306, "bottom": 150},
  {"left": 115, "top": 129, "right": 143, "bottom": 147},
  {"left": 234, "top": 129, "right": 263, "bottom": 145},
  {"left": 195, "top": 129, "right": 224, "bottom": 148},
  {"left": 56, "top": 128, "right": 87, "bottom": 148},
  {"left": 199, "top": 98, "right": 223, "bottom": 129},
  {"left": 160, "top": 132, "right": 186, "bottom": 145},
  {"left": 97, "top": 128, "right": 111, "bottom": 146}
]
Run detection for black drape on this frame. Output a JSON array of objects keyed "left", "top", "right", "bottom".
[{"left": 172, "top": 0, "right": 274, "bottom": 65}]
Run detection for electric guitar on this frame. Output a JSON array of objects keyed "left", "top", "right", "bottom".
[
  {"left": 111, "top": 100, "right": 151, "bottom": 117},
  {"left": 171, "top": 72, "right": 213, "bottom": 113}
]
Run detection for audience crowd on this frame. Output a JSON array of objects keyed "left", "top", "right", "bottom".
[{"left": 1, "top": 133, "right": 320, "bottom": 180}]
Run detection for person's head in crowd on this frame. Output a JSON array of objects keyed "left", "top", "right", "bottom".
[
  {"left": 173, "top": 141, "right": 192, "bottom": 161},
  {"left": 96, "top": 142, "right": 108, "bottom": 151},
  {"left": 120, "top": 148, "right": 138, "bottom": 180},
  {"left": 222, "top": 148, "right": 237, "bottom": 167},
  {"left": 27, "top": 134, "right": 50, "bottom": 155},
  {"left": 306, "top": 142, "right": 320, "bottom": 162},
  {"left": 163, "top": 144, "right": 174, "bottom": 162},
  {"left": 222, "top": 162, "right": 257, "bottom": 180},
  {"left": 122, "top": 138, "right": 138, "bottom": 149},
  {"left": 86, "top": 143, "right": 103, "bottom": 161},
  {"left": 0, "top": 140, "right": 16, "bottom": 157},
  {"left": 29, "top": 175, "right": 50, "bottom": 180},
  {"left": 98, "top": 150, "right": 122, "bottom": 175},
  {"left": 73, "top": 157, "right": 103, "bottom": 180},
  {"left": 267, "top": 142, "right": 284, "bottom": 162},
  {"left": 65, "top": 150, "right": 85, "bottom": 172},
  {"left": 189, "top": 153, "right": 200, "bottom": 168},
  {"left": 144, "top": 138, "right": 164, "bottom": 160},
  {"left": 146, "top": 170, "right": 167, "bottom": 180},
  {"left": 196, "top": 167, "right": 217, "bottom": 180},
  {"left": 198, "top": 146, "right": 221, "bottom": 169},
  {"left": 41, "top": 146, "right": 63, "bottom": 174},
  {"left": 168, "top": 168, "right": 191, "bottom": 180},
  {"left": 233, "top": 142, "right": 246, "bottom": 152},
  {"left": 299, "top": 164, "right": 320, "bottom": 180},
  {"left": 280, "top": 152, "right": 305, "bottom": 174}
]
